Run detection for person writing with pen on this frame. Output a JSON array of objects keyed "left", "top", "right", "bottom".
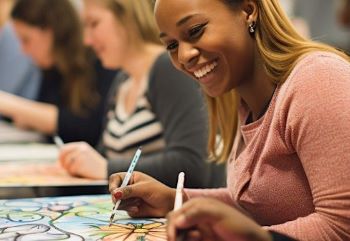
[
  {"left": 0, "top": 0, "right": 117, "bottom": 146},
  {"left": 58, "top": 0, "right": 209, "bottom": 188},
  {"left": 108, "top": 0, "right": 350, "bottom": 240}
]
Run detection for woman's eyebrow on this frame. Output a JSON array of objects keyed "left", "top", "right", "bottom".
[{"left": 159, "top": 14, "right": 201, "bottom": 38}]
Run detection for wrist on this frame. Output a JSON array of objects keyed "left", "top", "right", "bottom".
[
  {"left": 182, "top": 189, "right": 189, "bottom": 202},
  {"left": 169, "top": 188, "right": 177, "bottom": 210},
  {"left": 245, "top": 229, "right": 272, "bottom": 241},
  {"left": 170, "top": 188, "right": 189, "bottom": 210},
  {"left": 100, "top": 159, "right": 108, "bottom": 179},
  {"left": 91, "top": 158, "right": 107, "bottom": 180}
]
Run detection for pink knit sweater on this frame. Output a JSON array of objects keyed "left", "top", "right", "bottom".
[{"left": 186, "top": 52, "right": 350, "bottom": 241}]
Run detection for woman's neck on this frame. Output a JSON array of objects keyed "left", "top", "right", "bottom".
[
  {"left": 122, "top": 43, "right": 164, "bottom": 84},
  {"left": 236, "top": 52, "right": 276, "bottom": 122}
]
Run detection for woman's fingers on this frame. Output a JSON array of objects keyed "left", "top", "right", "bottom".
[
  {"left": 166, "top": 198, "right": 223, "bottom": 241},
  {"left": 109, "top": 172, "right": 175, "bottom": 218},
  {"left": 109, "top": 172, "right": 127, "bottom": 194},
  {"left": 59, "top": 142, "right": 86, "bottom": 169}
]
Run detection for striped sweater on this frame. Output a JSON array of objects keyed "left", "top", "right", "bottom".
[{"left": 100, "top": 53, "right": 210, "bottom": 188}]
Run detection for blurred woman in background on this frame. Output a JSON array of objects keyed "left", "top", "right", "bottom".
[
  {"left": 108, "top": 0, "right": 350, "bottom": 240},
  {"left": 0, "top": 0, "right": 40, "bottom": 101},
  {"left": 0, "top": 0, "right": 117, "bottom": 146},
  {"left": 59, "top": 0, "right": 210, "bottom": 188}
]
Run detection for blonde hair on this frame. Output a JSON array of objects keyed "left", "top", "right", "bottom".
[
  {"left": 208, "top": 0, "right": 350, "bottom": 163},
  {"left": 94, "top": 0, "right": 161, "bottom": 48}
]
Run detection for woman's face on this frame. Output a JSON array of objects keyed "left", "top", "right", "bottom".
[
  {"left": 83, "top": 1, "right": 129, "bottom": 69},
  {"left": 13, "top": 20, "right": 54, "bottom": 68},
  {"left": 155, "top": 0, "right": 256, "bottom": 97}
]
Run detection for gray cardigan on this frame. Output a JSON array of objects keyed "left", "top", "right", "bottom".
[{"left": 103, "top": 53, "right": 210, "bottom": 188}]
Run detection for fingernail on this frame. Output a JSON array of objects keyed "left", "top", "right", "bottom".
[{"left": 113, "top": 191, "right": 123, "bottom": 200}]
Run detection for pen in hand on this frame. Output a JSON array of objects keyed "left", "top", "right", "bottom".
[
  {"left": 174, "top": 172, "right": 185, "bottom": 211},
  {"left": 109, "top": 147, "right": 142, "bottom": 226},
  {"left": 173, "top": 172, "right": 188, "bottom": 241},
  {"left": 53, "top": 135, "right": 64, "bottom": 148}
]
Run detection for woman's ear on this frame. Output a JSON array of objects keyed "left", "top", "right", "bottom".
[{"left": 241, "top": 0, "right": 258, "bottom": 24}]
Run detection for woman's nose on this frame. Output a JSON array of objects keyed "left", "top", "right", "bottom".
[{"left": 177, "top": 42, "right": 199, "bottom": 70}]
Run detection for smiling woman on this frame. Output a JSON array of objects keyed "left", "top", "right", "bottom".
[
  {"left": 0, "top": 0, "right": 40, "bottom": 101},
  {"left": 57, "top": 0, "right": 210, "bottom": 188},
  {"left": 108, "top": 0, "right": 350, "bottom": 241},
  {"left": 157, "top": 0, "right": 256, "bottom": 97},
  {"left": 12, "top": 21, "right": 53, "bottom": 68}
]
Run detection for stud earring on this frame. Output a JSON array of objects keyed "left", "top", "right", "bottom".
[{"left": 249, "top": 21, "right": 256, "bottom": 34}]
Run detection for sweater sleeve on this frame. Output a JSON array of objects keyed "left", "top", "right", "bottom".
[
  {"left": 266, "top": 53, "right": 350, "bottom": 240},
  {"left": 270, "top": 231, "right": 296, "bottom": 241},
  {"left": 107, "top": 53, "right": 210, "bottom": 188},
  {"left": 184, "top": 188, "right": 235, "bottom": 206}
]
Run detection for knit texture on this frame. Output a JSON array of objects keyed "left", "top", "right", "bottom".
[{"left": 186, "top": 52, "right": 350, "bottom": 241}]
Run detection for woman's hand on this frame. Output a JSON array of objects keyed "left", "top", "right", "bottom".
[
  {"left": 59, "top": 142, "right": 107, "bottom": 179},
  {"left": 109, "top": 171, "right": 176, "bottom": 217},
  {"left": 0, "top": 90, "right": 58, "bottom": 133},
  {"left": 167, "top": 197, "right": 272, "bottom": 241}
]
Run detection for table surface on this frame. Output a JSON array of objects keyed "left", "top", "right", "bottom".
[
  {"left": 0, "top": 120, "right": 45, "bottom": 144},
  {"left": 0, "top": 122, "right": 108, "bottom": 199}
]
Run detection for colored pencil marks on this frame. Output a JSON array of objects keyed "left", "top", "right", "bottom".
[
  {"left": 0, "top": 195, "right": 166, "bottom": 240},
  {"left": 91, "top": 221, "right": 166, "bottom": 241}
]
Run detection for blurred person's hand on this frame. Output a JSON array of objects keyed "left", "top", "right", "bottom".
[
  {"left": 166, "top": 198, "right": 272, "bottom": 241},
  {"left": 59, "top": 142, "right": 107, "bottom": 179}
]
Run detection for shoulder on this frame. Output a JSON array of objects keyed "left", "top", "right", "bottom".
[
  {"left": 151, "top": 52, "right": 174, "bottom": 72},
  {"left": 280, "top": 51, "right": 350, "bottom": 99},
  {"left": 0, "top": 23, "right": 16, "bottom": 42},
  {"left": 106, "top": 71, "right": 128, "bottom": 101},
  {"left": 287, "top": 51, "right": 350, "bottom": 86},
  {"left": 296, "top": 51, "right": 349, "bottom": 70},
  {"left": 0, "top": 23, "right": 28, "bottom": 63},
  {"left": 146, "top": 52, "right": 203, "bottom": 108},
  {"left": 276, "top": 51, "right": 350, "bottom": 128},
  {"left": 149, "top": 52, "right": 185, "bottom": 82}
]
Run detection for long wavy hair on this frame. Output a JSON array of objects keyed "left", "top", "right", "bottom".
[
  {"left": 88, "top": 0, "right": 161, "bottom": 48},
  {"left": 11, "top": 0, "right": 97, "bottom": 114},
  {"left": 207, "top": 0, "right": 350, "bottom": 163}
]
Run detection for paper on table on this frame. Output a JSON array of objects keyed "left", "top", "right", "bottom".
[
  {"left": 0, "top": 120, "right": 45, "bottom": 143},
  {"left": 0, "top": 144, "right": 58, "bottom": 162},
  {"left": 0, "top": 162, "right": 107, "bottom": 187}
]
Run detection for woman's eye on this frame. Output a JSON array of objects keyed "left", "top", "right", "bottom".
[
  {"left": 166, "top": 42, "right": 178, "bottom": 51},
  {"left": 188, "top": 23, "right": 207, "bottom": 39}
]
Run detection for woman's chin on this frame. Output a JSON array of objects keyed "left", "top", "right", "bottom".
[
  {"left": 38, "top": 61, "right": 54, "bottom": 69},
  {"left": 201, "top": 86, "right": 226, "bottom": 98},
  {"left": 100, "top": 59, "right": 118, "bottom": 70}
]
